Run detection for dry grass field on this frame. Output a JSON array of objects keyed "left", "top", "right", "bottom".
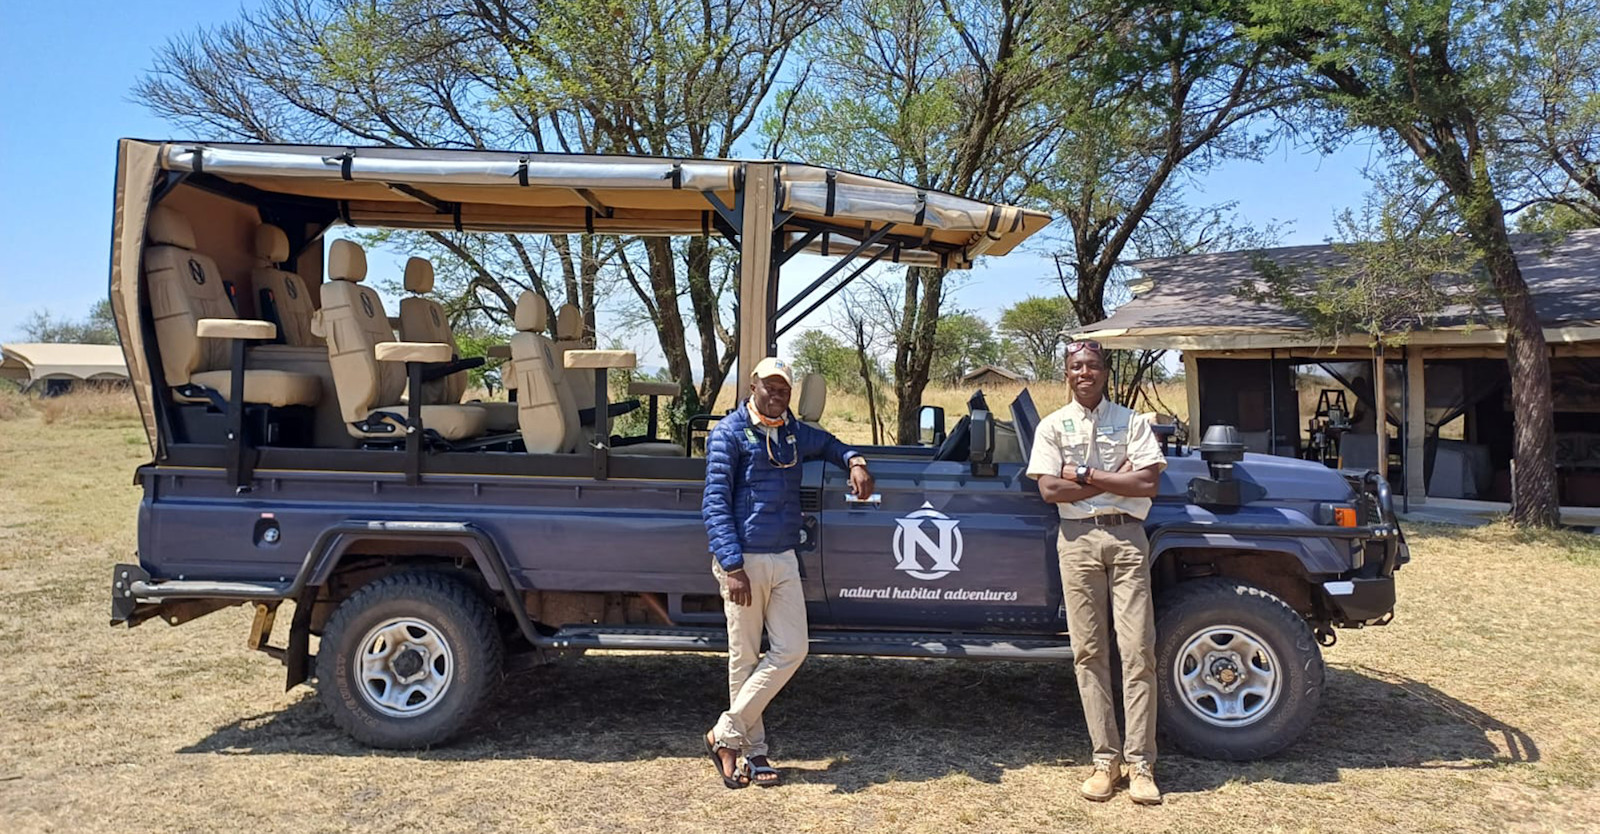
[{"left": 2, "top": 388, "right": 1598, "bottom": 833}]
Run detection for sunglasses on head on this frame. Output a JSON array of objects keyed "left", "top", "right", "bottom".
[{"left": 1066, "top": 340, "right": 1103, "bottom": 355}]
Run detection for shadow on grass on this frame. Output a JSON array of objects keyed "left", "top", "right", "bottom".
[{"left": 180, "top": 654, "right": 1536, "bottom": 795}]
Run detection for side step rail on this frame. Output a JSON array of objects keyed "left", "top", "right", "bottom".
[
  {"left": 538, "top": 625, "right": 1075, "bottom": 663},
  {"left": 112, "top": 563, "right": 291, "bottom": 624}
]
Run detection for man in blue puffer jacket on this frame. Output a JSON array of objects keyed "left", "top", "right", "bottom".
[{"left": 701, "top": 357, "right": 874, "bottom": 788}]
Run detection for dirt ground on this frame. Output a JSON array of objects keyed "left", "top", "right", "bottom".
[{"left": 1, "top": 395, "right": 1598, "bottom": 833}]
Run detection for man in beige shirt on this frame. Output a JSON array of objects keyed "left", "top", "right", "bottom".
[{"left": 1026, "top": 340, "right": 1167, "bottom": 805}]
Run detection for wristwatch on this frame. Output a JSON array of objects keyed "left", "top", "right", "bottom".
[
  {"left": 1074, "top": 464, "right": 1092, "bottom": 485},
  {"left": 849, "top": 455, "right": 868, "bottom": 469}
]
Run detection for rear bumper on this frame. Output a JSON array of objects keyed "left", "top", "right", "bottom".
[{"left": 1322, "top": 576, "right": 1396, "bottom": 624}]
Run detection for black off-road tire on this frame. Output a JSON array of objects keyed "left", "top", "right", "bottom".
[
  {"left": 316, "top": 571, "right": 503, "bottom": 749},
  {"left": 1155, "top": 579, "right": 1324, "bottom": 761}
]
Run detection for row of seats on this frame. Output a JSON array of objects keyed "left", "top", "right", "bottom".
[{"left": 144, "top": 204, "right": 690, "bottom": 455}]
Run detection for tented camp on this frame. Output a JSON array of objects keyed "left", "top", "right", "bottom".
[
  {"left": 961, "top": 365, "right": 1027, "bottom": 387},
  {"left": 1075, "top": 231, "right": 1600, "bottom": 510},
  {"left": 0, "top": 343, "right": 129, "bottom": 395}
]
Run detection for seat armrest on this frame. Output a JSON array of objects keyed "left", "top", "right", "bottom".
[
  {"left": 564, "top": 349, "right": 637, "bottom": 370},
  {"left": 629, "top": 380, "right": 678, "bottom": 397},
  {"left": 197, "top": 318, "right": 276, "bottom": 340},
  {"left": 375, "top": 341, "right": 453, "bottom": 364},
  {"left": 485, "top": 344, "right": 512, "bottom": 359}
]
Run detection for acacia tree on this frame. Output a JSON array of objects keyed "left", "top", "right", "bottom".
[
  {"left": 1503, "top": 0, "right": 1600, "bottom": 223},
  {"left": 773, "top": 0, "right": 1089, "bottom": 442},
  {"left": 1039, "top": 8, "right": 1292, "bottom": 322},
  {"left": 998, "top": 296, "right": 1076, "bottom": 379},
  {"left": 1219, "top": 0, "right": 1562, "bottom": 525},
  {"left": 137, "top": 0, "right": 827, "bottom": 421}
]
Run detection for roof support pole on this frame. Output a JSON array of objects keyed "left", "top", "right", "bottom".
[
  {"left": 737, "top": 163, "right": 777, "bottom": 390},
  {"left": 1373, "top": 341, "right": 1388, "bottom": 484},
  {"left": 1405, "top": 348, "right": 1428, "bottom": 505}
]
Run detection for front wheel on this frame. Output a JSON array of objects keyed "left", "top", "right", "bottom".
[
  {"left": 316, "top": 571, "right": 504, "bottom": 749},
  {"left": 1155, "top": 579, "right": 1324, "bottom": 760}
]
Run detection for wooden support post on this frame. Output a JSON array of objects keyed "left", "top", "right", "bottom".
[
  {"left": 736, "top": 163, "right": 777, "bottom": 396},
  {"left": 1406, "top": 348, "right": 1428, "bottom": 504},
  {"left": 1183, "top": 351, "right": 1201, "bottom": 438}
]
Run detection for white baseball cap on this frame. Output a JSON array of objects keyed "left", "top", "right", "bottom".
[{"left": 751, "top": 357, "right": 793, "bottom": 385}]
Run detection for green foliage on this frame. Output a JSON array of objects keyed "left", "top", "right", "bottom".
[
  {"left": 19, "top": 299, "right": 119, "bottom": 345},
  {"left": 450, "top": 323, "right": 513, "bottom": 393},
  {"left": 998, "top": 296, "right": 1077, "bottom": 380},
  {"left": 1238, "top": 201, "right": 1489, "bottom": 346},
  {"left": 931, "top": 312, "right": 1002, "bottom": 385},
  {"left": 1515, "top": 203, "right": 1599, "bottom": 234},
  {"left": 791, "top": 330, "right": 861, "bottom": 394}
]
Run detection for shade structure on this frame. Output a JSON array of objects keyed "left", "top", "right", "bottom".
[
  {"left": 109, "top": 139, "right": 1054, "bottom": 454},
  {"left": 0, "top": 343, "right": 128, "bottom": 385}
]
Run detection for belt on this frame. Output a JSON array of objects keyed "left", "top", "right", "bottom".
[{"left": 1072, "top": 512, "right": 1139, "bottom": 527}]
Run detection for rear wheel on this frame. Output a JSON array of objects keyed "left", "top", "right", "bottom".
[
  {"left": 1155, "top": 579, "right": 1323, "bottom": 760},
  {"left": 317, "top": 571, "right": 503, "bottom": 749}
]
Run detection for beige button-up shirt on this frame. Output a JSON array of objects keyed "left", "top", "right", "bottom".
[{"left": 1026, "top": 396, "right": 1167, "bottom": 520}]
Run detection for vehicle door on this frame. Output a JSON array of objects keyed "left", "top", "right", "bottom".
[{"left": 814, "top": 393, "right": 1062, "bottom": 631}]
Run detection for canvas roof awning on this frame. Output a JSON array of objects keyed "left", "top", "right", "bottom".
[
  {"left": 155, "top": 142, "right": 1050, "bottom": 270},
  {"left": 0, "top": 343, "right": 128, "bottom": 384},
  {"left": 1076, "top": 230, "right": 1600, "bottom": 351}
]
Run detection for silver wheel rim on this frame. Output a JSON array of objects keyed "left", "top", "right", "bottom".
[
  {"left": 353, "top": 617, "right": 455, "bottom": 718},
  {"left": 1173, "top": 624, "right": 1281, "bottom": 728}
]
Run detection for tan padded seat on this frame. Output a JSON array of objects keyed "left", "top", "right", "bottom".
[
  {"left": 144, "top": 206, "right": 319, "bottom": 407},
  {"left": 311, "top": 240, "right": 487, "bottom": 441},
  {"left": 510, "top": 293, "right": 682, "bottom": 456},
  {"left": 796, "top": 372, "right": 826, "bottom": 429},
  {"left": 553, "top": 302, "right": 596, "bottom": 411},
  {"left": 185, "top": 369, "right": 323, "bottom": 408},
  {"left": 396, "top": 256, "right": 519, "bottom": 432},
  {"left": 366, "top": 404, "right": 487, "bottom": 442},
  {"left": 251, "top": 224, "right": 322, "bottom": 347}
]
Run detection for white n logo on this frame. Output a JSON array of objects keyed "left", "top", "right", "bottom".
[{"left": 892, "top": 502, "right": 964, "bottom": 581}]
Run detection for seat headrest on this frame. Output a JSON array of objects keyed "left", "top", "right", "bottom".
[
  {"left": 555, "top": 304, "right": 583, "bottom": 340},
  {"left": 147, "top": 205, "right": 196, "bottom": 250},
  {"left": 254, "top": 224, "right": 290, "bottom": 263},
  {"left": 404, "top": 257, "right": 434, "bottom": 294},
  {"left": 328, "top": 239, "right": 368, "bottom": 282},
  {"left": 796, "top": 372, "right": 827, "bottom": 422},
  {"left": 515, "top": 292, "right": 549, "bottom": 332}
]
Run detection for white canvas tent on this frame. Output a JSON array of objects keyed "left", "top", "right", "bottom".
[{"left": 0, "top": 343, "right": 128, "bottom": 388}]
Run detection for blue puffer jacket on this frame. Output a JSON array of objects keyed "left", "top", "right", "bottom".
[{"left": 702, "top": 402, "right": 859, "bottom": 570}]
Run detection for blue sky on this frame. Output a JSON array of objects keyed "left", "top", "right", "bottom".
[{"left": 0, "top": 0, "right": 1379, "bottom": 363}]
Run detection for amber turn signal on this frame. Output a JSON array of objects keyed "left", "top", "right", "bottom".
[{"left": 1333, "top": 507, "right": 1359, "bottom": 527}]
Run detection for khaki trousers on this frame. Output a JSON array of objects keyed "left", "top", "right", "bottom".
[
  {"left": 1058, "top": 519, "right": 1158, "bottom": 766},
  {"left": 711, "top": 550, "right": 809, "bottom": 757}
]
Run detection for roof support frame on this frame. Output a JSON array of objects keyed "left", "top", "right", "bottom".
[
  {"left": 774, "top": 222, "right": 895, "bottom": 320},
  {"left": 384, "top": 182, "right": 455, "bottom": 215},
  {"left": 775, "top": 227, "right": 824, "bottom": 266},
  {"left": 775, "top": 245, "right": 889, "bottom": 339},
  {"left": 572, "top": 188, "right": 614, "bottom": 218}
]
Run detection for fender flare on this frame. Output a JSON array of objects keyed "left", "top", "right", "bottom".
[
  {"left": 282, "top": 520, "right": 538, "bottom": 689},
  {"left": 1147, "top": 526, "right": 1351, "bottom": 576}
]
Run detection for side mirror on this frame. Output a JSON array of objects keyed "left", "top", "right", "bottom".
[
  {"left": 918, "top": 404, "right": 946, "bottom": 446},
  {"left": 969, "top": 409, "right": 998, "bottom": 476}
]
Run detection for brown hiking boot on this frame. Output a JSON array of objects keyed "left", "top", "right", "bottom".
[
  {"left": 1079, "top": 760, "right": 1122, "bottom": 801},
  {"left": 1128, "top": 761, "right": 1162, "bottom": 805}
]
